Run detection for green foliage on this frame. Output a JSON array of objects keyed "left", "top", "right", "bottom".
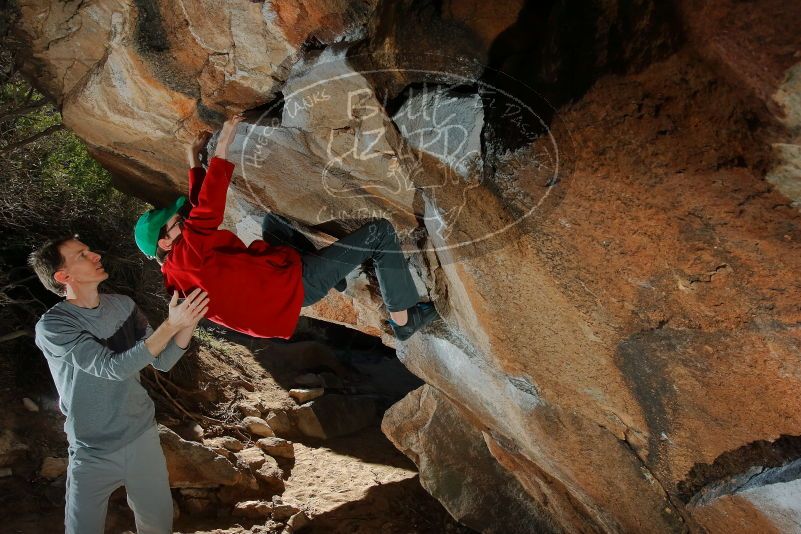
[
  {"left": 192, "top": 326, "right": 230, "bottom": 355},
  {"left": 42, "top": 130, "right": 116, "bottom": 199},
  {"left": 1, "top": 80, "right": 127, "bottom": 220},
  {"left": 0, "top": 48, "right": 166, "bottom": 391}
]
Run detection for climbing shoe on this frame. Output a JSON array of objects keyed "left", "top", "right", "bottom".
[{"left": 388, "top": 302, "right": 440, "bottom": 341}]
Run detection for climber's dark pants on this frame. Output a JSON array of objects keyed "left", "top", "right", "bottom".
[{"left": 261, "top": 213, "right": 420, "bottom": 311}]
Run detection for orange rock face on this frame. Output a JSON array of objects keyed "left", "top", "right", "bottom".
[
  {"left": 10, "top": 0, "right": 801, "bottom": 531},
  {"left": 13, "top": 0, "right": 378, "bottom": 204}
]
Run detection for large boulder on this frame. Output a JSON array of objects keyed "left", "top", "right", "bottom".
[
  {"left": 12, "top": 0, "right": 379, "bottom": 204},
  {"left": 10, "top": 0, "right": 801, "bottom": 531},
  {"left": 159, "top": 426, "right": 254, "bottom": 489},
  {"left": 293, "top": 395, "right": 378, "bottom": 440},
  {"left": 383, "top": 385, "right": 559, "bottom": 534}
]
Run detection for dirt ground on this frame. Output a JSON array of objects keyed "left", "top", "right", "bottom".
[{"left": 0, "top": 318, "right": 473, "bottom": 534}]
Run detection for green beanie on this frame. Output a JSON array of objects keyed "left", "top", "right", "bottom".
[{"left": 134, "top": 196, "right": 188, "bottom": 258}]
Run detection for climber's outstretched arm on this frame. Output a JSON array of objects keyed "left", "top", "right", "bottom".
[
  {"left": 213, "top": 114, "right": 243, "bottom": 161},
  {"left": 185, "top": 115, "right": 243, "bottom": 231},
  {"left": 187, "top": 131, "right": 211, "bottom": 207},
  {"left": 186, "top": 130, "right": 211, "bottom": 170}
]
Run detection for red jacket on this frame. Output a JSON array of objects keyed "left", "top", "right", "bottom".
[{"left": 162, "top": 157, "right": 304, "bottom": 338}]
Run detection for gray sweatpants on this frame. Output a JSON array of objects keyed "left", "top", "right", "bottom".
[
  {"left": 65, "top": 424, "right": 172, "bottom": 534},
  {"left": 262, "top": 214, "right": 420, "bottom": 312}
]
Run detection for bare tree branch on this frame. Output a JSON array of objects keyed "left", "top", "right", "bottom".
[
  {"left": 0, "top": 123, "right": 64, "bottom": 154},
  {"left": 1, "top": 274, "right": 38, "bottom": 292},
  {"left": 0, "top": 330, "right": 33, "bottom": 343},
  {"left": 0, "top": 98, "right": 49, "bottom": 124}
]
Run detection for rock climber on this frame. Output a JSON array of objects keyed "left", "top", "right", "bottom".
[
  {"left": 29, "top": 236, "right": 209, "bottom": 533},
  {"left": 134, "top": 114, "right": 440, "bottom": 341}
]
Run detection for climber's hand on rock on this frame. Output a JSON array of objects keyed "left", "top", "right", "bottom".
[
  {"left": 214, "top": 113, "right": 245, "bottom": 161},
  {"left": 186, "top": 130, "right": 211, "bottom": 168}
]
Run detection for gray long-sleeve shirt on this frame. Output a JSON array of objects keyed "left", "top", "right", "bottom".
[{"left": 34, "top": 293, "right": 186, "bottom": 452}]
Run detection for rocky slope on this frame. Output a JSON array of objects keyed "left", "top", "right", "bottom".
[
  {"left": 0, "top": 322, "right": 469, "bottom": 533},
  {"left": 8, "top": 0, "right": 801, "bottom": 531}
]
